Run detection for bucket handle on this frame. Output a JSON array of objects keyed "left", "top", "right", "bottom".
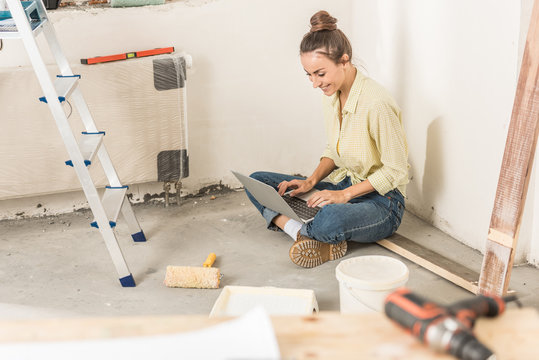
[{"left": 343, "top": 283, "right": 380, "bottom": 313}]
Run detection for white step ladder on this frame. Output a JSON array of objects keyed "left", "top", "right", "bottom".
[{"left": 1, "top": 0, "right": 146, "bottom": 287}]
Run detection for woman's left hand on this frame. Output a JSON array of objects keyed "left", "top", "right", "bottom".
[{"left": 307, "top": 190, "right": 350, "bottom": 208}]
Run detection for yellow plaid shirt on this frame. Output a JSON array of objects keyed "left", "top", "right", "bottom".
[{"left": 321, "top": 71, "right": 409, "bottom": 196}]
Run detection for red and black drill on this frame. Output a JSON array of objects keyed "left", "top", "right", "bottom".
[{"left": 384, "top": 288, "right": 519, "bottom": 360}]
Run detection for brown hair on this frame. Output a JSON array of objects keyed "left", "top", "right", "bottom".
[{"left": 300, "top": 10, "right": 353, "bottom": 64}]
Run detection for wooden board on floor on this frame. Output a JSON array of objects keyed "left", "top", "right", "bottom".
[
  {"left": 0, "top": 310, "right": 537, "bottom": 359},
  {"left": 378, "top": 233, "right": 480, "bottom": 294},
  {"left": 478, "top": 0, "right": 539, "bottom": 295}
]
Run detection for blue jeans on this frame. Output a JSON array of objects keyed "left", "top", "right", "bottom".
[{"left": 245, "top": 171, "right": 405, "bottom": 244}]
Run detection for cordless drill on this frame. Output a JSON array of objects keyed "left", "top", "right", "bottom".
[{"left": 384, "top": 288, "right": 518, "bottom": 360}]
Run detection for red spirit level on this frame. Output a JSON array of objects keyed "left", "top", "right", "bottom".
[{"left": 81, "top": 47, "right": 175, "bottom": 65}]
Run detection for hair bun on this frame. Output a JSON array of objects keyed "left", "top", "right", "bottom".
[{"left": 310, "top": 10, "right": 337, "bottom": 32}]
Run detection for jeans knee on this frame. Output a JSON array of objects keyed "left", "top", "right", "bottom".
[
  {"left": 308, "top": 214, "right": 347, "bottom": 244},
  {"left": 249, "top": 171, "right": 265, "bottom": 181},
  {"left": 308, "top": 205, "right": 398, "bottom": 244}
]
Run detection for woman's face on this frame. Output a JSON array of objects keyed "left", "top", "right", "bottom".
[{"left": 300, "top": 50, "right": 346, "bottom": 96}]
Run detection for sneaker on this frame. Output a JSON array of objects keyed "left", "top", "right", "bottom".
[{"left": 289, "top": 234, "right": 347, "bottom": 268}]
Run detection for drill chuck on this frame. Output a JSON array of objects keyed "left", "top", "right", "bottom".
[
  {"left": 384, "top": 288, "right": 508, "bottom": 360},
  {"left": 427, "top": 317, "right": 494, "bottom": 360},
  {"left": 448, "top": 331, "right": 496, "bottom": 360}
]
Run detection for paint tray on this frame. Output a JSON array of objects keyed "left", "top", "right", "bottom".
[{"left": 209, "top": 285, "right": 319, "bottom": 317}]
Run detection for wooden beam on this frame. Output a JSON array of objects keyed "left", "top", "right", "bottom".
[
  {"left": 0, "top": 310, "right": 538, "bottom": 359},
  {"left": 378, "top": 233, "right": 479, "bottom": 294},
  {"left": 478, "top": 0, "right": 539, "bottom": 295}
]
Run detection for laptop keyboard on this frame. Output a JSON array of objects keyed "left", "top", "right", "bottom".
[{"left": 282, "top": 194, "right": 320, "bottom": 220}]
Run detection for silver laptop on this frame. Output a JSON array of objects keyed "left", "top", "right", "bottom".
[{"left": 232, "top": 171, "right": 321, "bottom": 223}]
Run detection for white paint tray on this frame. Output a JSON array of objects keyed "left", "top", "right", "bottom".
[{"left": 209, "top": 285, "right": 319, "bottom": 317}]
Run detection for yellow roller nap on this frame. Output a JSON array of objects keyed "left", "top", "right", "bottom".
[{"left": 164, "top": 253, "right": 220, "bottom": 289}]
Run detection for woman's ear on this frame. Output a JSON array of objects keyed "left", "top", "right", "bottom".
[{"left": 340, "top": 54, "right": 350, "bottom": 65}]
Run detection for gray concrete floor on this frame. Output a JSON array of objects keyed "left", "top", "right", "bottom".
[{"left": 0, "top": 189, "right": 537, "bottom": 319}]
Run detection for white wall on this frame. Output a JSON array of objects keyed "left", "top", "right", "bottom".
[
  {"left": 0, "top": 0, "right": 353, "bottom": 217},
  {"left": 3, "top": 0, "right": 539, "bottom": 266},
  {"left": 351, "top": 1, "right": 539, "bottom": 264}
]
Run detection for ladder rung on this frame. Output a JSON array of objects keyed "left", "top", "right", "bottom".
[
  {"left": 90, "top": 186, "right": 128, "bottom": 228},
  {"left": 39, "top": 75, "right": 80, "bottom": 103},
  {"left": 65, "top": 131, "right": 105, "bottom": 168},
  {"left": 79, "top": 131, "right": 104, "bottom": 166}
]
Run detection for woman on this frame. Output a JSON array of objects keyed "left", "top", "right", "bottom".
[{"left": 246, "top": 10, "right": 409, "bottom": 268}]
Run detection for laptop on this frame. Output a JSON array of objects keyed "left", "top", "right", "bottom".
[{"left": 231, "top": 171, "right": 321, "bottom": 223}]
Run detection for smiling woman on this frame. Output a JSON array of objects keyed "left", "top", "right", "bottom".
[{"left": 244, "top": 10, "right": 410, "bottom": 269}]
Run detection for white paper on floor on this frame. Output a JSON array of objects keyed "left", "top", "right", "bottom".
[{"left": 0, "top": 306, "right": 281, "bottom": 360}]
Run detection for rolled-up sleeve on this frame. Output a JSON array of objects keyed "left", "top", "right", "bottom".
[
  {"left": 321, "top": 143, "right": 336, "bottom": 162},
  {"left": 367, "top": 102, "right": 409, "bottom": 195}
]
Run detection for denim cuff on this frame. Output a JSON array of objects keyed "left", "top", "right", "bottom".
[
  {"left": 299, "top": 225, "right": 310, "bottom": 238},
  {"left": 262, "top": 208, "right": 281, "bottom": 232}
]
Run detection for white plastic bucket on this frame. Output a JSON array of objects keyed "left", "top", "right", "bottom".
[{"left": 335, "top": 256, "right": 409, "bottom": 314}]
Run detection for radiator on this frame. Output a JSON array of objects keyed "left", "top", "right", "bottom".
[{"left": 0, "top": 52, "right": 190, "bottom": 200}]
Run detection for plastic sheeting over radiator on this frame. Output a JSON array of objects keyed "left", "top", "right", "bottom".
[{"left": 0, "top": 52, "right": 190, "bottom": 200}]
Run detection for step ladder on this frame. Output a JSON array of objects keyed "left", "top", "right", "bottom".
[{"left": 1, "top": 0, "right": 146, "bottom": 287}]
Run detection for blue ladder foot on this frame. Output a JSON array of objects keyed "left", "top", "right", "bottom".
[
  {"left": 119, "top": 274, "right": 136, "bottom": 287},
  {"left": 90, "top": 221, "right": 116, "bottom": 228},
  {"left": 132, "top": 230, "right": 147, "bottom": 242},
  {"left": 65, "top": 160, "right": 91, "bottom": 167}
]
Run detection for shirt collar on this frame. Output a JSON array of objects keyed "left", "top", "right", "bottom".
[
  {"left": 343, "top": 70, "right": 365, "bottom": 114},
  {"left": 329, "top": 69, "right": 365, "bottom": 115}
]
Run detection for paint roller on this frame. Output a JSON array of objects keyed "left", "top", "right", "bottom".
[{"left": 164, "top": 253, "right": 221, "bottom": 289}]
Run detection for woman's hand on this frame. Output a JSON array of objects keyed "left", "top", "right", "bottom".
[
  {"left": 306, "top": 190, "right": 351, "bottom": 207},
  {"left": 277, "top": 179, "right": 315, "bottom": 196}
]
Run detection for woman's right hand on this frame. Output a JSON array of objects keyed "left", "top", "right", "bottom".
[{"left": 277, "top": 178, "right": 315, "bottom": 197}]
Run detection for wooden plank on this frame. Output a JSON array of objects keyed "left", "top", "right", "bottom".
[
  {"left": 0, "top": 310, "right": 538, "bottom": 359},
  {"left": 378, "top": 233, "right": 479, "bottom": 294},
  {"left": 478, "top": 0, "right": 539, "bottom": 295}
]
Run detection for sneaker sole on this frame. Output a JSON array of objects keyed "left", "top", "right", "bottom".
[{"left": 289, "top": 239, "right": 347, "bottom": 268}]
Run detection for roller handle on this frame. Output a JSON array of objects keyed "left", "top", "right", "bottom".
[{"left": 203, "top": 253, "right": 216, "bottom": 267}]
